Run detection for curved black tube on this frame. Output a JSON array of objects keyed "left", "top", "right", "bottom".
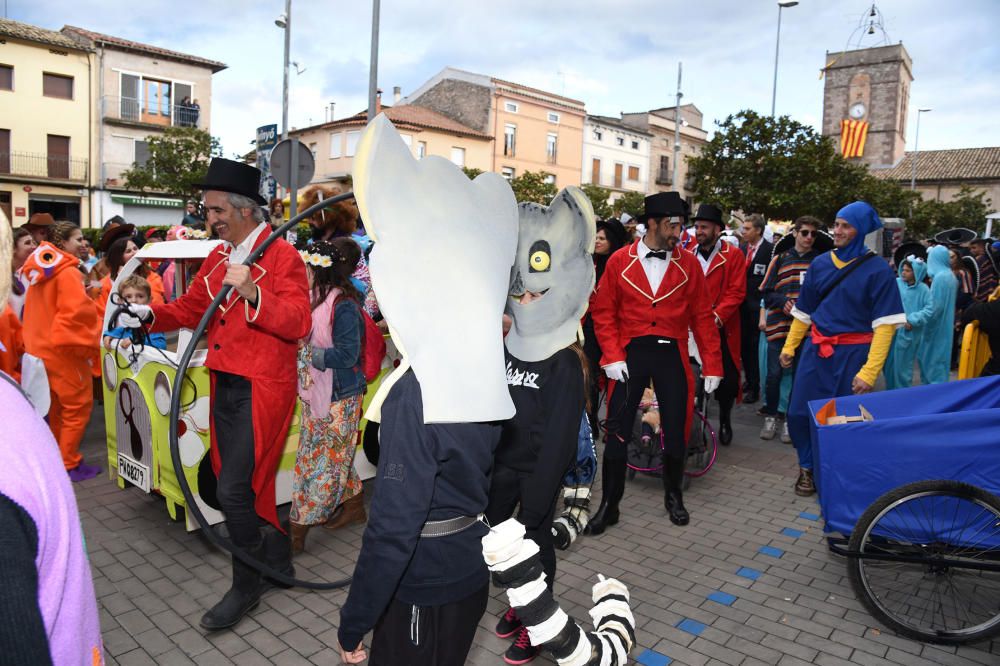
[{"left": 168, "top": 191, "right": 357, "bottom": 590}]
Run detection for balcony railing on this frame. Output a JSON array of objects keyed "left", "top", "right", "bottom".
[
  {"left": 0, "top": 151, "right": 88, "bottom": 182},
  {"left": 102, "top": 95, "right": 204, "bottom": 129},
  {"left": 655, "top": 169, "right": 672, "bottom": 185}
]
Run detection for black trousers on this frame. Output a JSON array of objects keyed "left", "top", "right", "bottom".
[
  {"left": 369, "top": 583, "right": 489, "bottom": 666},
  {"left": 604, "top": 336, "right": 688, "bottom": 461},
  {"left": 740, "top": 303, "right": 760, "bottom": 393},
  {"left": 581, "top": 314, "right": 602, "bottom": 433},
  {"left": 212, "top": 371, "right": 261, "bottom": 547},
  {"left": 485, "top": 465, "right": 559, "bottom": 591},
  {"left": 715, "top": 330, "right": 740, "bottom": 408}
]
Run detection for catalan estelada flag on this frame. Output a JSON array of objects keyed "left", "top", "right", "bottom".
[{"left": 840, "top": 119, "right": 870, "bottom": 158}]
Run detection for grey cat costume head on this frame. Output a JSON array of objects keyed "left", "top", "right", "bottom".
[{"left": 505, "top": 187, "right": 596, "bottom": 362}]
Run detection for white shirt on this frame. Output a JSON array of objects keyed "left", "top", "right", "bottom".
[
  {"left": 228, "top": 222, "right": 268, "bottom": 265},
  {"left": 637, "top": 237, "right": 671, "bottom": 294},
  {"left": 696, "top": 240, "right": 722, "bottom": 274}
]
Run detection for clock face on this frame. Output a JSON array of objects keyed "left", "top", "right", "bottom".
[{"left": 849, "top": 102, "right": 867, "bottom": 120}]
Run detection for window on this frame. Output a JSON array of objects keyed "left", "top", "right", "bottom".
[
  {"left": 501, "top": 167, "right": 515, "bottom": 180},
  {"left": 504, "top": 124, "right": 516, "bottom": 157},
  {"left": 631, "top": 140, "right": 640, "bottom": 150},
  {"left": 345, "top": 131, "right": 361, "bottom": 157},
  {"left": 593, "top": 129, "right": 603, "bottom": 141},
  {"left": 504, "top": 101, "right": 519, "bottom": 113},
  {"left": 0, "top": 129, "right": 9, "bottom": 173},
  {"left": 400, "top": 134, "right": 412, "bottom": 147},
  {"left": 546, "top": 133, "right": 558, "bottom": 163},
  {"left": 43, "top": 72, "right": 73, "bottom": 99},
  {"left": 628, "top": 165, "right": 640, "bottom": 181},
  {"left": 543, "top": 174, "right": 556, "bottom": 185},
  {"left": 134, "top": 139, "right": 150, "bottom": 167},
  {"left": 450, "top": 147, "right": 465, "bottom": 167},
  {"left": 657, "top": 155, "right": 671, "bottom": 184},
  {"left": 613, "top": 163, "right": 623, "bottom": 189},
  {"left": 47, "top": 135, "right": 70, "bottom": 178},
  {"left": 417, "top": 141, "right": 427, "bottom": 158},
  {"left": 591, "top": 158, "right": 600, "bottom": 185},
  {"left": 120, "top": 73, "right": 140, "bottom": 120},
  {"left": 616, "top": 137, "right": 624, "bottom": 147},
  {"left": 547, "top": 112, "right": 560, "bottom": 124},
  {"left": 329, "top": 132, "right": 342, "bottom": 158},
  {"left": 0, "top": 65, "right": 12, "bottom": 91},
  {"left": 309, "top": 142, "right": 318, "bottom": 157}
]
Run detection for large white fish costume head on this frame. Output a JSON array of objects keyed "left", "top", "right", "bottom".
[
  {"left": 505, "top": 188, "right": 596, "bottom": 362},
  {"left": 353, "top": 114, "right": 518, "bottom": 423}
]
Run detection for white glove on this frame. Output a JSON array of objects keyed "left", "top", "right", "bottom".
[
  {"left": 603, "top": 361, "right": 629, "bottom": 383},
  {"left": 703, "top": 376, "right": 722, "bottom": 394},
  {"left": 116, "top": 304, "right": 153, "bottom": 329}
]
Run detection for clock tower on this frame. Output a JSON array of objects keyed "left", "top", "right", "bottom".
[{"left": 821, "top": 43, "right": 913, "bottom": 167}]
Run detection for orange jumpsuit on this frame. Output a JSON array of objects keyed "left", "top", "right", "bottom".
[
  {"left": 21, "top": 243, "right": 101, "bottom": 470},
  {"left": 0, "top": 304, "right": 24, "bottom": 382}
]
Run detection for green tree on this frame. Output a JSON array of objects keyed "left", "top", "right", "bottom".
[
  {"left": 509, "top": 170, "right": 557, "bottom": 204},
  {"left": 613, "top": 191, "right": 646, "bottom": 219},
  {"left": 580, "top": 183, "right": 613, "bottom": 219},
  {"left": 123, "top": 126, "right": 222, "bottom": 199},
  {"left": 461, "top": 166, "right": 484, "bottom": 179},
  {"left": 910, "top": 185, "right": 994, "bottom": 239}
]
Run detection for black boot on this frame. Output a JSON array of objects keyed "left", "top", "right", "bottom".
[
  {"left": 719, "top": 399, "right": 733, "bottom": 446},
  {"left": 662, "top": 456, "right": 690, "bottom": 526},
  {"left": 261, "top": 524, "right": 295, "bottom": 591},
  {"left": 585, "top": 458, "right": 626, "bottom": 535},
  {"left": 200, "top": 540, "right": 265, "bottom": 631}
]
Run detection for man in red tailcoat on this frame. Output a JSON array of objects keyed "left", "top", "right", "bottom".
[
  {"left": 588, "top": 192, "right": 723, "bottom": 532},
  {"left": 691, "top": 203, "right": 747, "bottom": 446},
  {"left": 115, "top": 158, "right": 310, "bottom": 631}
]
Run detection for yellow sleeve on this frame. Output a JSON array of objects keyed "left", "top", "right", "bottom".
[
  {"left": 780, "top": 318, "right": 809, "bottom": 357},
  {"left": 855, "top": 324, "right": 896, "bottom": 386}
]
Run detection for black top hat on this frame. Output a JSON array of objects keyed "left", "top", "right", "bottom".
[
  {"left": 933, "top": 227, "right": 977, "bottom": 246},
  {"left": 193, "top": 158, "right": 267, "bottom": 206},
  {"left": 892, "top": 241, "right": 928, "bottom": 268},
  {"left": 774, "top": 228, "right": 834, "bottom": 256},
  {"left": 596, "top": 218, "right": 628, "bottom": 251},
  {"left": 638, "top": 192, "right": 688, "bottom": 223},
  {"left": 100, "top": 223, "right": 136, "bottom": 252},
  {"left": 691, "top": 203, "right": 724, "bottom": 226}
]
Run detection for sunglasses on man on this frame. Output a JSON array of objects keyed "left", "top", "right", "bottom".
[{"left": 798, "top": 229, "right": 817, "bottom": 237}]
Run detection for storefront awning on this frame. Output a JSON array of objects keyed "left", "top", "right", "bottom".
[{"left": 111, "top": 194, "right": 183, "bottom": 208}]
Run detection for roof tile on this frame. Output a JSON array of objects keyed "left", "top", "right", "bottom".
[
  {"left": 61, "top": 25, "right": 226, "bottom": 72},
  {"left": 0, "top": 18, "right": 90, "bottom": 51},
  {"left": 872, "top": 147, "right": 1000, "bottom": 182},
  {"left": 294, "top": 104, "right": 491, "bottom": 140}
]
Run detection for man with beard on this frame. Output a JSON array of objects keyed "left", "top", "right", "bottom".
[
  {"left": 589, "top": 192, "right": 722, "bottom": 531},
  {"left": 691, "top": 204, "right": 747, "bottom": 446}
]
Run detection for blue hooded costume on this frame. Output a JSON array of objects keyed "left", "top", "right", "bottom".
[
  {"left": 917, "top": 245, "right": 957, "bottom": 384},
  {"left": 784, "top": 202, "right": 905, "bottom": 472},
  {"left": 883, "top": 257, "right": 932, "bottom": 390}
]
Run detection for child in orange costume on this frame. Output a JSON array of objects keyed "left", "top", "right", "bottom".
[
  {"left": 20, "top": 239, "right": 101, "bottom": 481},
  {"left": 0, "top": 304, "right": 24, "bottom": 382}
]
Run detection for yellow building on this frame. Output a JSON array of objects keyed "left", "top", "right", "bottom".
[
  {"left": 290, "top": 101, "right": 492, "bottom": 188},
  {"left": 0, "top": 18, "right": 93, "bottom": 227},
  {"left": 403, "top": 67, "right": 586, "bottom": 189}
]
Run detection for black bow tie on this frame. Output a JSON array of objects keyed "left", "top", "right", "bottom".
[{"left": 646, "top": 250, "right": 668, "bottom": 260}]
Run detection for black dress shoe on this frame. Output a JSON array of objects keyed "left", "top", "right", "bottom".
[
  {"left": 719, "top": 422, "right": 733, "bottom": 446},
  {"left": 664, "top": 491, "right": 690, "bottom": 526},
  {"left": 743, "top": 389, "right": 759, "bottom": 404},
  {"left": 584, "top": 500, "right": 619, "bottom": 535}
]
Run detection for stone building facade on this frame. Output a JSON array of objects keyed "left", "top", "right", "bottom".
[{"left": 621, "top": 104, "right": 708, "bottom": 202}]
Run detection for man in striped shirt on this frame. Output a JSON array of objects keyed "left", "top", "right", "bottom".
[{"left": 758, "top": 216, "right": 823, "bottom": 440}]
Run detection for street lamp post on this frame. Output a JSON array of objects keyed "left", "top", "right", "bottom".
[
  {"left": 275, "top": 1, "right": 296, "bottom": 219},
  {"left": 771, "top": 1, "right": 798, "bottom": 117},
  {"left": 910, "top": 108, "right": 932, "bottom": 192}
]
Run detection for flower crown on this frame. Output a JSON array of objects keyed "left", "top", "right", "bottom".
[{"left": 299, "top": 250, "right": 334, "bottom": 268}]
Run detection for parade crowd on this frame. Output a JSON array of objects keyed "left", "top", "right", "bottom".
[{"left": 2, "top": 151, "right": 999, "bottom": 665}]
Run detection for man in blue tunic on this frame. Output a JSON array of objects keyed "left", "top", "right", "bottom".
[{"left": 779, "top": 202, "right": 905, "bottom": 496}]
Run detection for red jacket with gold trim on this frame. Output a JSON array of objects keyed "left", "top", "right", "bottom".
[
  {"left": 591, "top": 241, "right": 723, "bottom": 378},
  {"left": 696, "top": 241, "right": 746, "bottom": 372}
]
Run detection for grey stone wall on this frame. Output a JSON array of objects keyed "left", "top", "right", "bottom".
[{"left": 410, "top": 79, "right": 493, "bottom": 133}]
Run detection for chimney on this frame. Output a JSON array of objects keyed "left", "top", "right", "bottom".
[
  {"left": 375, "top": 88, "right": 383, "bottom": 115},
  {"left": 326, "top": 102, "right": 335, "bottom": 122},
  {"left": 393, "top": 86, "right": 401, "bottom": 104}
]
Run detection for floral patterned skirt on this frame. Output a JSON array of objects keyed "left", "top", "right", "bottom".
[{"left": 290, "top": 394, "right": 363, "bottom": 526}]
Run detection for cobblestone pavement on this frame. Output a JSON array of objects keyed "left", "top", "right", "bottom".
[{"left": 74, "top": 401, "right": 1000, "bottom": 665}]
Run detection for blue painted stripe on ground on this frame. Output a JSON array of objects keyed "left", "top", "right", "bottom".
[
  {"left": 737, "top": 566, "right": 763, "bottom": 580},
  {"left": 707, "top": 591, "right": 737, "bottom": 606},
  {"left": 799, "top": 511, "right": 820, "bottom": 521},
  {"left": 676, "top": 618, "right": 707, "bottom": 635},
  {"left": 759, "top": 545, "right": 785, "bottom": 558},
  {"left": 781, "top": 527, "right": 804, "bottom": 538},
  {"left": 636, "top": 648, "right": 673, "bottom": 666}
]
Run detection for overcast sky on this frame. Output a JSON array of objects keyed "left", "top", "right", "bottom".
[{"left": 16, "top": 1, "right": 1000, "bottom": 159}]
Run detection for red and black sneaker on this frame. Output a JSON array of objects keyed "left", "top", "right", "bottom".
[
  {"left": 504, "top": 626, "right": 539, "bottom": 665},
  {"left": 495, "top": 607, "right": 522, "bottom": 639}
]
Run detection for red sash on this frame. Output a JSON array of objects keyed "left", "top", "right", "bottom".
[{"left": 811, "top": 325, "right": 873, "bottom": 359}]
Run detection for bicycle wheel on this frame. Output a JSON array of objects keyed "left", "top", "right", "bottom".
[
  {"left": 846, "top": 480, "right": 1000, "bottom": 645},
  {"left": 684, "top": 409, "right": 718, "bottom": 478}
]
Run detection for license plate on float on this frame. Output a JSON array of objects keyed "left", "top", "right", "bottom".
[{"left": 118, "top": 454, "right": 150, "bottom": 492}]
